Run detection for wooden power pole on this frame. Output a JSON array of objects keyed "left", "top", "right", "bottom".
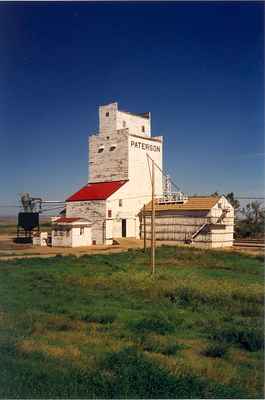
[
  {"left": 143, "top": 204, "right": 146, "bottom": 252},
  {"left": 151, "top": 159, "right": 156, "bottom": 275}
]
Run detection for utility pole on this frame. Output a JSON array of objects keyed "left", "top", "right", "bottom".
[
  {"left": 143, "top": 204, "right": 146, "bottom": 252},
  {"left": 151, "top": 159, "right": 156, "bottom": 275}
]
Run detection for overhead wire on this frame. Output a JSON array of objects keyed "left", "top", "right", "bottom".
[{"left": 146, "top": 153, "right": 181, "bottom": 192}]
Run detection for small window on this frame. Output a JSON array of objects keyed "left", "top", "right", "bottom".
[
  {"left": 122, "top": 120, "right": 126, "bottom": 128},
  {"left": 106, "top": 112, "right": 109, "bottom": 117},
  {"left": 142, "top": 126, "right": 145, "bottom": 132},
  {"left": 92, "top": 240, "right": 96, "bottom": 245},
  {"left": 119, "top": 199, "right": 122, "bottom": 207},
  {"left": 80, "top": 227, "right": 84, "bottom": 235},
  {"left": 106, "top": 136, "right": 110, "bottom": 140},
  {"left": 108, "top": 210, "right": 112, "bottom": 218},
  {"left": 98, "top": 147, "right": 104, "bottom": 153},
  {"left": 109, "top": 145, "right": 116, "bottom": 151},
  {"left": 218, "top": 203, "right": 222, "bottom": 209},
  {"left": 66, "top": 230, "right": 70, "bottom": 237}
]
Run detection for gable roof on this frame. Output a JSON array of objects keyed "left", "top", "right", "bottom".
[
  {"left": 53, "top": 217, "right": 90, "bottom": 225},
  {"left": 66, "top": 180, "right": 127, "bottom": 202},
  {"left": 144, "top": 196, "right": 221, "bottom": 212},
  {"left": 53, "top": 217, "right": 81, "bottom": 223}
]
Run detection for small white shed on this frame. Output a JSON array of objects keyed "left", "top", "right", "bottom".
[{"left": 51, "top": 217, "right": 91, "bottom": 247}]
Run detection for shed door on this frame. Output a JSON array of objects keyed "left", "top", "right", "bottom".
[{"left": 122, "top": 219, "right": 126, "bottom": 237}]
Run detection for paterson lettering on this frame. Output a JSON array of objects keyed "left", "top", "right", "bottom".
[{"left": 130, "top": 140, "right": 160, "bottom": 152}]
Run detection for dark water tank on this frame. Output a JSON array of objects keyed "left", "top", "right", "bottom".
[{"left": 18, "top": 212, "right": 39, "bottom": 231}]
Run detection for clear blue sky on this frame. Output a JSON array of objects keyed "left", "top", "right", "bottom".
[{"left": 0, "top": 1, "right": 264, "bottom": 215}]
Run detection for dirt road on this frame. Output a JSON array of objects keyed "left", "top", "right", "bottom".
[{"left": 0, "top": 235, "right": 263, "bottom": 261}]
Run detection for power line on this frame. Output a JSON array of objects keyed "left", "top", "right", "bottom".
[
  {"left": 0, "top": 195, "right": 264, "bottom": 209},
  {"left": 0, "top": 205, "right": 21, "bottom": 208},
  {"left": 41, "top": 206, "right": 65, "bottom": 213},
  {"left": 235, "top": 197, "right": 265, "bottom": 200},
  {"left": 146, "top": 153, "right": 181, "bottom": 192}
]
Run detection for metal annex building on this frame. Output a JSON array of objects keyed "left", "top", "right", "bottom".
[{"left": 143, "top": 195, "right": 234, "bottom": 248}]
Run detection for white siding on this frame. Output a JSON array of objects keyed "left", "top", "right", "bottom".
[
  {"left": 117, "top": 110, "right": 151, "bottom": 137},
  {"left": 66, "top": 201, "right": 106, "bottom": 245},
  {"left": 52, "top": 225, "right": 91, "bottom": 247}
]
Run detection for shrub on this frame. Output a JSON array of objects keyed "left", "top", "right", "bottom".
[
  {"left": 210, "top": 326, "right": 264, "bottom": 352},
  {"left": 129, "top": 313, "right": 175, "bottom": 335},
  {"left": 142, "top": 334, "right": 183, "bottom": 355},
  {"left": 201, "top": 343, "right": 228, "bottom": 358},
  {"left": 80, "top": 311, "right": 116, "bottom": 324}
]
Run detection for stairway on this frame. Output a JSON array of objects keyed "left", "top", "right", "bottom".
[
  {"left": 185, "top": 223, "right": 209, "bottom": 244},
  {"left": 185, "top": 208, "right": 229, "bottom": 245}
]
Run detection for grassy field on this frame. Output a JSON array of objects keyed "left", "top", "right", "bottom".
[{"left": 0, "top": 246, "right": 264, "bottom": 398}]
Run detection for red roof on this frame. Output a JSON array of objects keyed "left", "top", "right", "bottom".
[
  {"left": 66, "top": 180, "right": 127, "bottom": 202},
  {"left": 54, "top": 217, "right": 81, "bottom": 223}
]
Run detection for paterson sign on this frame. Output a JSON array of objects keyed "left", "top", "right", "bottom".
[{"left": 130, "top": 140, "right": 160, "bottom": 152}]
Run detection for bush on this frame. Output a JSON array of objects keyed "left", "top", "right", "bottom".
[
  {"left": 142, "top": 334, "right": 183, "bottom": 355},
  {"left": 210, "top": 326, "right": 264, "bottom": 352},
  {"left": 79, "top": 311, "right": 116, "bottom": 324},
  {"left": 201, "top": 343, "right": 228, "bottom": 358},
  {"left": 129, "top": 313, "right": 175, "bottom": 335}
]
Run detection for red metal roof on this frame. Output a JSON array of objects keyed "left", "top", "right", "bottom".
[
  {"left": 54, "top": 217, "right": 81, "bottom": 223},
  {"left": 66, "top": 180, "right": 127, "bottom": 202}
]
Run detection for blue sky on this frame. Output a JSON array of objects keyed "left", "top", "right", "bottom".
[{"left": 0, "top": 1, "right": 264, "bottom": 215}]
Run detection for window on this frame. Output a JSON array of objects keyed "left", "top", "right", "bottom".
[
  {"left": 106, "top": 136, "right": 110, "bottom": 140},
  {"left": 80, "top": 227, "right": 84, "bottom": 235},
  {"left": 106, "top": 112, "right": 109, "bottom": 117},
  {"left": 66, "top": 230, "right": 70, "bottom": 237},
  {"left": 108, "top": 210, "right": 112, "bottom": 218},
  {"left": 92, "top": 240, "right": 96, "bottom": 245},
  {"left": 119, "top": 199, "right": 123, "bottom": 207},
  {"left": 142, "top": 126, "right": 145, "bottom": 133},
  {"left": 109, "top": 145, "right": 116, "bottom": 151},
  {"left": 98, "top": 146, "right": 104, "bottom": 153},
  {"left": 122, "top": 120, "right": 126, "bottom": 128},
  {"left": 218, "top": 203, "right": 222, "bottom": 209}
]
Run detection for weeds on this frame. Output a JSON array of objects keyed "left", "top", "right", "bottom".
[
  {"left": 79, "top": 310, "right": 116, "bottom": 324},
  {"left": 201, "top": 342, "right": 228, "bottom": 358},
  {"left": 129, "top": 313, "right": 176, "bottom": 335},
  {"left": 209, "top": 325, "right": 264, "bottom": 352},
  {"left": 141, "top": 334, "right": 184, "bottom": 355}
]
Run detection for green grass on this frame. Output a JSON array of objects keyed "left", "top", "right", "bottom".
[{"left": 0, "top": 246, "right": 263, "bottom": 398}]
